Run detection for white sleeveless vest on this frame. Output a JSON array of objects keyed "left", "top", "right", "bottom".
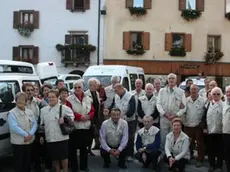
[{"left": 138, "top": 126, "right": 159, "bottom": 146}]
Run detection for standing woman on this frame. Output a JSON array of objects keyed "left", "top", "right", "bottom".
[
  {"left": 8, "top": 92, "right": 38, "bottom": 172},
  {"left": 59, "top": 87, "right": 69, "bottom": 105},
  {"left": 66, "top": 80, "right": 95, "bottom": 172},
  {"left": 40, "top": 89, "right": 74, "bottom": 172},
  {"left": 41, "top": 84, "right": 52, "bottom": 103},
  {"left": 206, "top": 87, "right": 224, "bottom": 172}
]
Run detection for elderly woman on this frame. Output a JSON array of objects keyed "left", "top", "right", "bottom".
[
  {"left": 40, "top": 89, "right": 74, "bottom": 172},
  {"left": 8, "top": 92, "right": 38, "bottom": 172},
  {"left": 206, "top": 87, "right": 223, "bottom": 172},
  {"left": 59, "top": 87, "right": 69, "bottom": 105},
  {"left": 165, "top": 118, "right": 190, "bottom": 172},
  {"left": 85, "top": 78, "right": 101, "bottom": 153},
  {"left": 66, "top": 80, "right": 95, "bottom": 172},
  {"left": 41, "top": 84, "right": 52, "bottom": 103}
]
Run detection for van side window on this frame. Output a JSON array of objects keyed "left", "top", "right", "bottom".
[
  {"left": 0, "top": 81, "right": 19, "bottom": 112},
  {"left": 122, "top": 77, "right": 130, "bottom": 91},
  {"left": 139, "top": 74, "right": 145, "bottom": 89},
  {"left": 66, "top": 76, "right": 80, "bottom": 81},
  {"left": 129, "top": 74, "right": 138, "bottom": 91}
]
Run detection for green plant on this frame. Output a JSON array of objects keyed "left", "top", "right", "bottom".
[
  {"left": 181, "top": 9, "right": 202, "bottom": 21},
  {"left": 126, "top": 45, "right": 145, "bottom": 55},
  {"left": 204, "top": 49, "right": 224, "bottom": 64},
  {"left": 17, "top": 23, "right": 34, "bottom": 37},
  {"left": 169, "top": 47, "right": 186, "bottom": 57},
  {"left": 129, "top": 7, "right": 147, "bottom": 16},
  {"left": 225, "top": 12, "right": 230, "bottom": 20}
]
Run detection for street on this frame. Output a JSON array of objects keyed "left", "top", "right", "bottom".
[{"left": 0, "top": 150, "right": 227, "bottom": 172}]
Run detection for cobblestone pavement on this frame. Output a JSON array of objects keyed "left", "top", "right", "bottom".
[{"left": 0, "top": 150, "right": 227, "bottom": 172}]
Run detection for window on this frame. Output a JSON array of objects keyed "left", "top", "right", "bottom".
[
  {"left": 186, "top": 0, "right": 196, "bottom": 10},
  {"left": 72, "top": 35, "right": 87, "bottom": 45},
  {"left": 12, "top": 46, "right": 39, "bottom": 64},
  {"left": 131, "top": 32, "right": 143, "bottom": 48},
  {"left": 139, "top": 74, "right": 145, "bottom": 89},
  {"left": 130, "top": 74, "right": 138, "bottom": 90},
  {"left": 13, "top": 10, "right": 39, "bottom": 29},
  {"left": 172, "top": 34, "right": 185, "bottom": 48},
  {"left": 66, "top": 0, "right": 90, "bottom": 11},
  {"left": 133, "top": 0, "right": 144, "bottom": 7},
  {"left": 207, "top": 35, "right": 221, "bottom": 53},
  {"left": 74, "top": 0, "right": 84, "bottom": 9},
  {"left": 122, "top": 77, "right": 130, "bottom": 91},
  {"left": 226, "top": 0, "right": 230, "bottom": 13}
]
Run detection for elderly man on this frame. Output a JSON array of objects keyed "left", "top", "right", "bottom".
[
  {"left": 135, "top": 116, "right": 161, "bottom": 170},
  {"left": 137, "top": 83, "right": 159, "bottom": 128},
  {"left": 100, "top": 108, "right": 128, "bottom": 169},
  {"left": 104, "top": 76, "right": 120, "bottom": 109},
  {"left": 156, "top": 73, "right": 186, "bottom": 151},
  {"left": 209, "top": 80, "right": 217, "bottom": 90},
  {"left": 183, "top": 84, "right": 205, "bottom": 167},
  {"left": 199, "top": 78, "right": 211, "bottom": 99},
  {"left": 154, "top": 78, "right": 162, "bottom": 97},
  {"left": 110, "top": 83, "right": 136, "bottom": 162},
  {"left": 85, "top": 78, "right": 101, "bottom": 153},
  {"left": 223, "top": 86, "right": 230, "bottom": 172}
]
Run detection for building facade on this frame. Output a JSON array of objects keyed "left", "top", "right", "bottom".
[
  {"left": 104, "top": 0, "right": 230, "bottom": 88},
  {"left": 0, "top": 0, "right": 105, "bottom": 74}
]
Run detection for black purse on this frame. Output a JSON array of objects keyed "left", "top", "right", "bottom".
[{"left": 59, "top": 105, "right": 74, "bottom": 135}]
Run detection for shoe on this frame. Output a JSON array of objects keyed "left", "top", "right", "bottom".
[
  {"left": 103, "top": 163, "right": 110, "bottom": 168},
  {"left": 92, "top": 145, "right": 100, "bottom": 150},
  {"left": 208, "top": 167, "right": 215, "bottom": 172},
  {"left": 118, "top": 164, "right": 127, "bottom": 169},
  {"left": 88, "top": 151, "right": 95, "bottom": 156},
  {"left": 196, "top": 161, "right": 202, "bottom": 167},
  {"left": 126, "top": 156, "right": 133, "bottom": 162}
]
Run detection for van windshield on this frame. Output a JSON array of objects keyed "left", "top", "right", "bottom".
[
  {"left": 180, "top": 85, "right": 205, "bottom": 91},
  {"left": 83, "top": 76, "right": 113, "bottom": 91}
]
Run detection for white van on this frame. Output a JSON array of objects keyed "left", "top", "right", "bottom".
[
  {"left": 58, "top": 74, "right": 81, "bottom": 90},
  {"left": 0, "top": 60, "right": 58, "bottom": 157},
  {"left": 82, "top": 65, "right": 145, "bottom": 91}
]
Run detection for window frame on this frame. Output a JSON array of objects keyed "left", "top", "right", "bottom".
[
  {"left": 207, "top": 35, "right": 221, "bottom": 53},
  {"left": 73, "top": 0, "right": 85, "bottom": 10},
  {"left": 172, "top": 33, "right": 185, "bottom": 48},
  {"left": 185, "top": 0, "right": 197, "bottom": 10},
  {"left": 130, "top": 31, "right": 143, "bottom": 48},
  {"left": 19, "top": 10, "right": 34, "bottom": 25},
  {"left": 129, "top": 73, "right": 138, "bottom": 91},
  {"left": 19, "top": 45, "right": 34, "bottom": 61}
]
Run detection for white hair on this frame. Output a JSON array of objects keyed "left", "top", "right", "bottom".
[
  {"left": 111, "top": 76, "right": 120, "bottom": 83},
  {"left": 143, "top": 115, "right": 153, "bottom": 121},
  {"left": 135, "top": 79, "right": 143, "bottom": 85},
  {"left": 211, "top": 87, "right": 223, "bottom": 97},
  {"left": 73, "top": 79, "right": 84, "bottom": 88},
  {"left": 154, "top": 78, "right": 161, "bottom": 84},
  {"left": 145, "top": 83, "right": 154, "bottom": 90},
  {"left": 88, "top": 78, "right": 99, "bottom": 87},
  {"left": 225, "top": 85, "right": 230, "bottom": 92},
  {"left": 167, "top": 73, "right": 177, "bottom": 79}
]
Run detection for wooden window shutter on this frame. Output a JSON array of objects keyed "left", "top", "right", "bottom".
[
  {"left": 185, "top": 34, "right": 192, "bottom": 52},
  {"left": 33, "top": 47, "right": 39, "bottom": 64},
  {"left": 84, "top": 35, "right": 89, "bottom": 44},
  {"left": 165, "top": 33, "right": 172, "bottom": 51},
  {"left": 179, "top": 0, "right": 186, "bottom": 11},
  {"left": 66, "top": 0, "right": 72, "bottom": 10},
  {"left": 144, "top": 0, "right": 152, "bottom": 9},
  {"left": 142, "top": 32, "right": 150, "bottom": 50},
  {"left": 33, "top": 11, "right": 39, "bottom": 29},
  {"left": 65, "top": 35, "right": 71, "bottom": 44},
  {"left": 12, "top": 46, "right": 20, "bottom": 61},
  {"left": 196, "top": 0, "right": 204, "bottom": 11},
  {"left": 126, "top": 0, "right": 133, "bottom": 8},
  {"left": 123, "top": 32, "right": 130, "bottom": 50},
  {"left": 13, "top": 11, "right": 20, "bottom": 29},
  {"left": 85, "top": 0, "right": 90, "bottom": 10}
]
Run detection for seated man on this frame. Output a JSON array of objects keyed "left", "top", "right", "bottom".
[
  {"left": 100, "top": 108, "right": 129, "bottom": 169},
  {"left": 135, "top": 116, "right": 161, "bottom": 170}
]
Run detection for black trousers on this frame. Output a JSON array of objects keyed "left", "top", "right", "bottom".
[
  {"left": 69, "top": 129, "right": 92, "bottom": 172},
  {"left": 164, "top": 156, "right": 188, "bottom": 172},
  {"left": 207, "top": 134, "right": 224, "bottom": 168},
  {"left": 12, "top": 144, "right": 32, "bottom": 172},
  {"left": 223, "top": 134, "right": 230, "bottom": 172},
  {"left": 135, "top": 150, "right": 161, "bottom": 168},
  {"left": 127, "top": 120, "right": 136, "bottom": 157},
  {"left": 100, "top": 147, "right": 127, "bottom": 166}
]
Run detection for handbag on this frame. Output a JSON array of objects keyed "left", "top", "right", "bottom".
[{"left": 59, "top": 105, "right": 74, "bottom": 135}]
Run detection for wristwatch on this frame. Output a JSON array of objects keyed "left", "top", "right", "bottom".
[{"left": 143, "top": 147, "right": 146, "bottom": 150}]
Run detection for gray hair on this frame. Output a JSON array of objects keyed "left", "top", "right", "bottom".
[
  {"left": 225, "top": 85, "right": 230, "bottom": 92},
  {"left": 111, "top": 76, "right": 120, "bottom": 83},
  {"left": 145, "top": 83, "right": 154, "bottom": 90},
  {"left": 211, "top": 87, "right": 223, "bottom": 97},
  {"left": 135, "top": 79, "right": 143, "bottom": 85},
  {"left": 88, "top": 78, "right": 99, "bottom": 87},
  {"left": 167, "top": 73, "right": 177, "bottom": 79},
  {"left": 143, "top": 115, "right": 153, "bottom": 121},
  {"left": 73, "top": 79, "right": 84, "bottom": 88},
  {"left": 154, "top": 78, "right": 162, "bottom": 84},
  {"left": 15, "top": 92, "right": 26, "bottom": 102}
]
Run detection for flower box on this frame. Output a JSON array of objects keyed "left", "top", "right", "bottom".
[
  {"left": 169, "top": 47, "right": 186, "bottom": 57},
  {"left": 129, "top": 7, "right": 147, "bottom": 16},
  {"left": 181, "top": 9, "right": 202, "bottom": 21},
  {"left": 126, "top": 45, "right": 145, "bottom": 55},
  {"left": 17, "top": 23, "right": 34, "bottom": 37},
  {"left": 204, "top": 50, "right": 224, "bottom": 64}
]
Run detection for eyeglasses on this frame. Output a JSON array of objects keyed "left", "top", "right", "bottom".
[
  {"left": 74, "top": 86, "right": 81, "bottom": 89},
  {"left": 213, "top": 93, "right": 220, "bottom": 96}
]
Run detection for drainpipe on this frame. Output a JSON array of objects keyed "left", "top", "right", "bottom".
[{"left": 97, "top": 0, "right": 101, "bottom": 65}]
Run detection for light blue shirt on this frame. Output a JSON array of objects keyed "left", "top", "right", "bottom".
[{"left": 8, "top": 112, "right": 38, "bottom": 137}]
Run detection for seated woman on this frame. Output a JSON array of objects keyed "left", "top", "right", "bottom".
[{"left": 165, "top": 118, "right": 190, "bottom": 172}]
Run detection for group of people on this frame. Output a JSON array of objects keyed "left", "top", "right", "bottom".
[{"left": 7, "top": 73, "right": 230, "bottom": 172}]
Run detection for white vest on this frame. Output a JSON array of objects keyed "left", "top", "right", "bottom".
[
  {"left": 67, "top": 94, "right": 92, "bottom": 129},
  {"left": 206, "top": 101, "right": 223, "bottom": 134},
  {"left": 222, "top": 100, "right": 230, "bottom": 134},
  {"left": 184, "top": 96, "right": 205, "bottom": 127},
  {"left": 103, "top": 118, "right": 127, "bottom": 148},
  {"left": 138, "top": 126, "right": 159, "bottom": 146},
  {"left": 131, "top": 89, "right": 146, "bottom": 115},
  {"left": 9, "top": 107, "right": 35, "bottom": 145},
  {"left": 104, "top": 85, "right": 116, "bottom": 108},
  {"left": 139, "top": 94, "right": 158, "bottom": 123},
  {"left": 25, "top": 97, "right": 40, "bottom": 121},
  {"left": 40, "top": 103, "right": 74, "bottom": 143},
  {"left": 114, "top": 91, "right": 135, "bottom": 122}
]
